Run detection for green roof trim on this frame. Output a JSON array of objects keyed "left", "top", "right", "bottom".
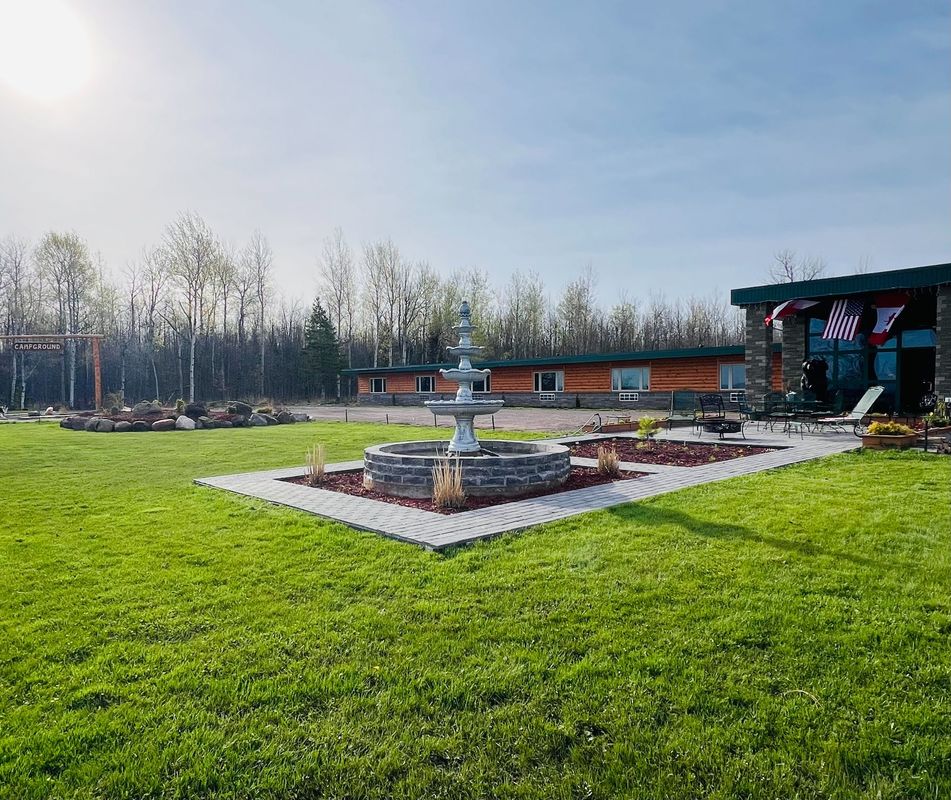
[
  {"left": 731, "top": 262, "right": 951, "bottom": 306},
  {"left": 341, "top": 343, "right": 774, "bottom": 376}
]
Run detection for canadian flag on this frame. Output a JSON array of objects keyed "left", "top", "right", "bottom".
[
  {"left": 764, "top": 298, "right": 818, "bottom": 326},
  {"left": 868, "top": 292, "right": 909, "bottom": 345}
]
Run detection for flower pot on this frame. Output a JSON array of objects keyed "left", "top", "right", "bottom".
[{"left": 861, "top": 433, "right": 918, "bottom": 450}]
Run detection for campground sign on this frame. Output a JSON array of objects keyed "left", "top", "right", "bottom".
[{"left": 12, "top": 341, "right": 63, "bottom": 352}]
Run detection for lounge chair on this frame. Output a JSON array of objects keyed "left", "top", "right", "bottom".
[{"left": 815, "top": 385, "right": 885, "bottom": 435}]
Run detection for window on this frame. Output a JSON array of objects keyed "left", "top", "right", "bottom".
[
  {"left": 416, "top": 375, "right": 435, "bottom": 393},
  {"left": 901, "top": 329, "right": 937, "bottom": 348},
  {"left": 611, "top": 367, "right": 649, "bottom": 392},
  {"left": 719, "top": 364, "right": 746, "bottom": 390},
  {"left": 533, "top": 370, "right": 564, "bottom": 392},
  {"left": 369, "top": 377, "right": 386, "bottom": 393},
  {"left": 472, "top": 375, "right": 491, "bottom": 393}
]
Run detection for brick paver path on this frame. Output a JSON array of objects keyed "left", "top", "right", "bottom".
[{"left": 196, "top": 427, "right": 861, "bottom": 551}]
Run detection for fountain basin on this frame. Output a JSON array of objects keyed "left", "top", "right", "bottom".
[
  {"left": 363, "top": 440, "right": 570, "bottom": 499},
  {"left": 425, "top": 399, "right": 504, "bottom": 417}
]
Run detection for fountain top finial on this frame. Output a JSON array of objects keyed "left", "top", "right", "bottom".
[{"left": 459, "top": 300, "right": 470, "bottom": 322}]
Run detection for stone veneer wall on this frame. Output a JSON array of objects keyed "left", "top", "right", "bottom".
[
  {"left": 364, "top": 440, "right": 571, "bottom": 499},
  {"left": 744, "top": 303, "right": 774, "bottom": 400},
  {"left": 780, "top": 315, "right": 806, "bottom": 394},
  {"left": 357, "top": 390, "right": 747, "bottom": 411},
  {"left": 936, "top": 284, "right": 951, "bottom": 401}
]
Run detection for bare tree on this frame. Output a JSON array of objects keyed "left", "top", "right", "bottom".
[
  {"left": 319, "top": 228, "right": 355, "bottom": 395},
  {"left": 163, "top": 213, "right": 218, "bottom": 403},
  {"left": 35, "top": 231, "right": 92, "bottom": 406},
  {"left": 241, "top": 231, "right": 272, "bottom": 397},
  {"left": 769, "top": 249, "right": 827, "bottom": 283}
]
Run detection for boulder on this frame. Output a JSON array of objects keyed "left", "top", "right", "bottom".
[
  {"left": 217, "top": 420, "right": 233, "bottom": 428},
  {"left": 67, "top": 416, "right": 89, "bottom": 431},
  {"left": 198, "top": 415, "right": 215, "bottom": 429},
  {"left": 151, "top": 418, "right": 176, "bottom": 432},
  {"left": 262, "top": 413, "right": 280, "bottom": 426},
  {"left": 230, "top": 415, "right": 246, "bottom": 428},
  {"left": 97, "top": 419, "right": 116, "bottom": 433},
  {"left": 292, "top": 413, "right": 310, "bottom": 423},
  {"left": 175, "top": 415, "right": 196, "bottom": 430},
  {"left": 131, "top": 420, "right": 151, "bottom": 432},
  {"left": 248, "top": 413, "right": 268, "bottom": 427},
  {"left": 227, "top": 401, "right": 253, "bottom": 417},
  {"left": 114, "top": 421, "right": 133, "bottom": 432},
  {"left": 85, "top": 417, "right": 102, "bottom": 432},
  {"left": 183, "top": 402, "right": 207, "bottom": 420},
  {"left": 45, "top": 406, "right": 55, "bottom": 416},
  {"left": 276, "top": 411, "right": 295, "bottom": 424},
  {"left": 132, "top": 400, "right": 162, "bottom": 416}
]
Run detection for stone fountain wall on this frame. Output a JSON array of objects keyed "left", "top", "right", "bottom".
[{"left": 363, "top": 440, "right": 570, "bottom": 499}]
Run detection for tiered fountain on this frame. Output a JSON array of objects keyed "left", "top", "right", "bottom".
[
  {"left": 363, "top": 301, "right": 570, "bottom": 499},
  {"left": 424, "top": 300, "right": 504, "bottom": 453}
]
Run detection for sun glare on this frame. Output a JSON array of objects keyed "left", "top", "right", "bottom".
[{"left": 0, "top": 0, "right": 93, "bottom": 101}]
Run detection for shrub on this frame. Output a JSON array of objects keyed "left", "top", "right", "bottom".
[
  {"left": 103, "top": 390, "right": 124, "bottom": 411},
  {"left": 175, "top": 399, "right": 185, "bottom": 415},
  {"left": 927, "top": 399, "right": 949, "bottom": 427},
  {"left": 867, "top": 421, "right": 916, "bottom": 436},
  {"left": 256, "top": 406, "right": 274, "bottom": 415},
  {"left": 637, "top": 416, "right": 661, "bottom": 444},
  {"left": 305, "top": 443, "right": 326, "bottom": 486},
  {"left": 597, "top": 445, "right": 621, "bottom": 477},
  {"left": 432, "top": 455, "right": 466, "bottom": 509}
]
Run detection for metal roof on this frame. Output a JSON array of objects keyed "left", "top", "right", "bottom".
[
  {"left": 341, "top": 343, "right": 776, "bottom": 375},
  {"left": 731, "top": 262, "right": 951, "bottom": 306}
]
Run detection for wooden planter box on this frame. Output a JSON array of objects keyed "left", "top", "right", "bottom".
[{"left": 861, "top": 433, "right": 918, "bottom": 450}]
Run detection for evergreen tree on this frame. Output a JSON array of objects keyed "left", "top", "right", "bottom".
[{"left": 302, "top": 298, "right": 343, "bottom": 399}]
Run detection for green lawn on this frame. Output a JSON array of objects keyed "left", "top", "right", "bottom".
[{"left": 1, "top": 422, "right": 949, "bottom": 799}]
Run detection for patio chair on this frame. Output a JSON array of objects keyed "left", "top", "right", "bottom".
[
  {"left": 693, "top": 393, "right": 727, "bottom": 436},
  {"left": 738, "top": 399, "right": 768, "bottom": 431},
  {"left": 815, "top": 385, "right": 885, "bottom": 435},
  {"left": 667, "top": 390, "right": 697, "bottom": 430}
]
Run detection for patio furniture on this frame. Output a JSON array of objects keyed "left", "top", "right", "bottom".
[
  {"left": 816, "top": 385, "right": 886, "bottom": 435},
  {"left": 761, "top": 392, "right": 794, "bottom": 432},
  {"left": 694, "top": 393, "right": 726, "bottom": 436},
  {"left": 668, "top": 390, "right": 697, "bottom": 430},
  {"left": 703, "top": 419, "right": 745, "bottom": 440},
  {"left": 738, "top": 400, "right": 768, "bottom": 431}
]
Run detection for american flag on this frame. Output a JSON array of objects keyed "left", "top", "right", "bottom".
[{"left": 822, "top": 298, "right": 864, "bottom": 340}]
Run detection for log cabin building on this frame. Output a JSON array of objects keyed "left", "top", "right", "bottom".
[{"left": 345, "top": 263, "right": 951, "bottom": 413}]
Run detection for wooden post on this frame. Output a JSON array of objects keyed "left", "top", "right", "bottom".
[{"left": 92, "top": 336, "right": 102, "bottom": 410}]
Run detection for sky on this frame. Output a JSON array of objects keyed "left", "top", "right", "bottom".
[{"left": 0, "top": 0, "right": 949, "bottom": 306}]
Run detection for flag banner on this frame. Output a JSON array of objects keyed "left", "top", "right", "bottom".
[
  {"left": 764, "top": 298, "right": 819, "bottom": 326},
  {"left": 867, "top": 292, "right": 909, "bottom": 345},
  {"left": 822, "top": 298, "right": 864, "bottom": 340}
]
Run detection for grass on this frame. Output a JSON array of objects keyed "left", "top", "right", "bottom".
[{"left": 0, "top": 421, "right": 949, "bottom": 799}]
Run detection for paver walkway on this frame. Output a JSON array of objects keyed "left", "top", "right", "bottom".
[{"left": 196, "top": 427, "right": 861, "bottom": 551}]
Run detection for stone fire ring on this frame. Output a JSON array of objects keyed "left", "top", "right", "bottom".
[{"left": 363, "top": 439, "right": 570, "bottom": 499}]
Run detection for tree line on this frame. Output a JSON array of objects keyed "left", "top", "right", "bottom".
[{"left": 0, "top": 214, "right": 744, "bottom": 409}]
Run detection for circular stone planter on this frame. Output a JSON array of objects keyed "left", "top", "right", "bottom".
[{"left": 363, "top": 440, "right": 571, "bottom": 499}]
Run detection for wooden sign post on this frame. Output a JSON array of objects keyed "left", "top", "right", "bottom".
[{"left": 0, "top": 333, "right": 104, "bottom": 409}]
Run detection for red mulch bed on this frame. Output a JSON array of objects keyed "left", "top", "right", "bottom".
[
  {"left": 283, "top": 467, "right": 643, "bottom": 515},
  {"left": 568, "top": 437, "right": 773, "bottom": 466}
]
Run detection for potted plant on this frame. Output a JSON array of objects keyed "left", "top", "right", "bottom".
[
  {"left": 923, "top": 399, "right": 951, "bottom": 437},
  {"left": 861, "top": 421, "right": 918, "bottom": 450}
]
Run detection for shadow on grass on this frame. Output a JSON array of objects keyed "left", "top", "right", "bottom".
[{"left": 606, "top": 502, "right": 887, "bottom": 570}]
